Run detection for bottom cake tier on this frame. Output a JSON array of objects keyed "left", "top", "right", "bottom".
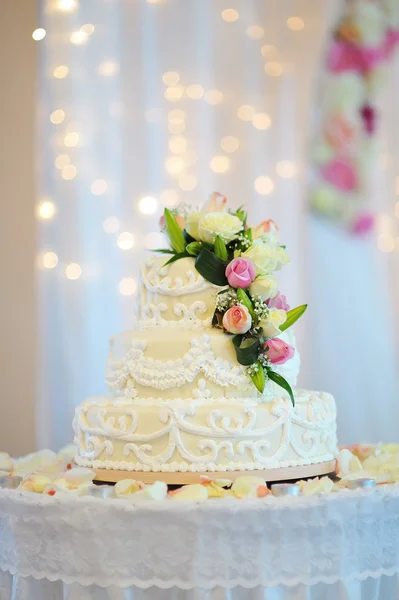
[{"left": 73, "top": 389, "right": 338, "bottom": 473}]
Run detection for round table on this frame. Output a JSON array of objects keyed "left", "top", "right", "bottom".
[{"left": 1, "top": 484, "right": 399, "bottom": 600}]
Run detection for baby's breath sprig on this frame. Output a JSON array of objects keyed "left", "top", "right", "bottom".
[
  {"left": 252, "top": 294, "right": 270, "bottom": 321},
  {"left": 246, "top": 363, "right": 261, "bottom": 377},
  {"left": 257, "top": 353, "right": 270, "bottom": 368},
  {"left": 216, "top": 289, "right": 238, "bottom": 313}
]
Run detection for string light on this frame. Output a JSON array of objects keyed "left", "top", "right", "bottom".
[
  {"left": 98, "top": 61, "right": 119, "bottom": 76},
  {"left": 221, "top": 9, "right": 239, "bottom": 22},
  {"left": 164, "top": 86, "right": 185, "bottom": 102},
  {"left": 57, "top": 0, "right": 77, "bottom": 10},
  {"left": 66, "top": 263, "right": 82, "bottom": 279},
  {"left": 168, "top": 122, "right": 186, "bottom": 134},
  {"left": 70, "top": 31, "right": 88, "bottom": 45},
  {"left": 169, "top": 135, "right": 187, "bottom": 154},
  {"left": 165, "top": 156, "right": 185, "bottom": 176},
  {"left": 287, "top": 17, "right": 304, "bottom": 31},
  {"left": 64, "top": 132, "right": 79, "bottom": 147},
  {"left": 50, "top": 109, "right": 65, "bottom": 124},
  {"left": 32, "top": 28, "right": 46, "bottom": 41},
  {"left": 145, "top": 108, "right": 162, "bottom": 123},
  {"left": 210, "top": 155, "right": 230, "bottom": 173},
  {"left": 117, "top": 232, "right": 135, "bottom": 250},
  {"left": 264, "top": 62, "right": 283, "bottom": 76},
  {"left": 103, "top": 216, "right": 120, "bottom": 234},
  {"left": 144, "top": 232, "right": 165, "bottom": 250},
  {"left": 246, "top": 25, "right": 264, "bottom": 40},
  {"left": 276, "top": 161, "right": 296, "bottom": 178},
  {"left": 237, "top": 105, "right": 255, "bottom": 121},
  {"left": 168, "top": 109, "right": 185, "bottom": 124},
  {"left": 178, "top": 174, "right": 197, "bottom": 191},
  {"left": 91, "top": 179, "right": 107, "bottom": 195},
  {"left": 160, "top": 189, "right": 179, "bottom": 207},
  {"left": 162, "top": 71, "right": 180, "bottom": 85},
  {"left": 62, "top": 165, "right": 77, "bottom": 180},
  {"left": 37, "top": 200, "right": 56, "bottom": 220},
  {"left": 261, "top": 45, "right": 278, "bottom": 58},
  {"left": 53, "top": 65, "right": 69, "bottom": 79},
  {"left": 138, "top": 196, "right": 158, "bottom": 215},
  {"left": 43, "top": 252, "right": 58, "bottom": 269},
  {"left": 55, "top": 154, "right": 70, "bottom": 169},
  {"left": 252, "top": 113, "right": 271, "bottom": 130},
  {"left": 204, "top": 90, "right": 223, "bottom": 105},
  {"left": 186, "top": 85, "right": 204, "bottom": 99},
  {"left": 254, "top": 176, "right": 274, "bottom": 195},
  {"left": 221, "top": 136, "right": 239, "bottom": 153},
  {"left": 80, "top": 24, "right": 95, "bottom": 35},
  {"left": 119, "top": 278, "right": 137, "bottom": 296},
  {"left": 377, "top": 233, "right": 395, "bottom": 252}
]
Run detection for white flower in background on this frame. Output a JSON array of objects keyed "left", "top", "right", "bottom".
[
  {"left": 249, "top": 275, "right": 279, "bottom": 301},
  {"left": 261, "top": 307, "right": 287, "bottom": 338},
  {"left": 366, "top": 65, "right": 388, "bottom": 94},
  {"left": 198, "top": 212, "right": 243, "bottom": 243},
  {"left": 353, "top": 2, "right": 387, "bottom": 46},
  {"left": 243, "top": 240, "right": 290, "bottom": 275},
  {"left": 382, "top": 0, "right": 399, "bottom": 27},
  {"left": 325, "top": 73, "right": 366, "bottom": 116},
  {"left": 312, "top": 142, "right": 336, "bottom": 165}
]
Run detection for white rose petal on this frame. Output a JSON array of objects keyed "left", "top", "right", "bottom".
[
  {"left": 198, "top": 212, "right": 242, "bottom": 244},
  {"left": 169, "top": 483, "right": 209, "bottom": 501},
  {"left": 249, "top": 275, "right": 279, "bottom": 301},
  {"left": 114, "top": 478, "right": 143, "bottom": 497},
  {"left": 336, "top": 449, "right": 363, "bottom": 478},
  {"left": 63, "top": 467, "right": 96, "bottom": 487},
  {"left": 130, "top": 481, "right": 168, "bottom": 503},
  {"left": 261, "top": 308, "right": 287, "bottom": 338}
]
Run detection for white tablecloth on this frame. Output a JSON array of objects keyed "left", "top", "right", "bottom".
[{"left": 2, "top": 484, "right": 399, "bottom": 599}]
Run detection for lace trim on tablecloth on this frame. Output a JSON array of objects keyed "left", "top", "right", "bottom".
[{"left": 1, "top": 485, "right": 399, "bottom": 589}]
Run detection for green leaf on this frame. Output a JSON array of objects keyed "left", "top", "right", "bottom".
[
  {"left": 267, "top": 369, "right": 295, "bottom": 406},
  {"left": 214, "top": 236, "right": 228, "bottom": 261},
  {"left": 195, "top": 247, "right": 228, "bottom": 286},
  {"left": 163, "top": 251, "right": 190, "bottom": 266},
  {"left": 183, "top": 230, "right": 196, "bottom": 244},
  {"left": 153, "top": 248, "right": 177, "bottom": 254},
  {"left": 164, "top": 209, "right": 186, "bottom": 254},
  {"left": 186, "top": 242, "right": 202, "bottom": 257},
  {"left": 250, "top": 361, "right": 266, "bottom": 393},
  {"left": 236, "top": 288, "right": 256, "bottom": 321},
  {"left": 232, "top": 335, "right": 261, "bottom": 366},
  {"left": 279, "top": 304, "right": 308, "bottom": 332},
  {"left": 243, "top": 228, "right": 252, "bottom": 242}
]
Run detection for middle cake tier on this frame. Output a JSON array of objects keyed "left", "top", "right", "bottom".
[{"left": 105, "top": 327, "right": 300, "bottom": 400}]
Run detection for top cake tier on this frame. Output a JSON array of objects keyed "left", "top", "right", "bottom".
[{"left": 136, "top": 252, "right": 221, "bottom": 329}]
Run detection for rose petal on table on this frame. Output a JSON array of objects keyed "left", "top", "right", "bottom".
[
  {"left": 336, "top": 449, "right": 362, "bottom": 478},
  {"left": 130, "top": 481, "right": 168, "bottom": 503},
  {"left": 301, "top": 476, "right": 334, "bottom": 495},
  {"left": 114, "top": 479, "right": 145, "bottom": 497},
  {"left": 0, "top": 453, "right": 13, "bottom": 473},
  {"left": 232, "top": 476, "right": 267, "bottom": 499},
  {"left": 63, "top": 467, "right": 95, "bottom": 486},
  {"left": 205, "top": 481, "right": 230, "bottom": 498},
  {"left": 57, "top": 444, "right": 76, "bottom": 464},
  {"left": 13, "top": 449, "right": 59, "bottom": 476},
  {"left": 169, "top": 484, "right": 208, "bottom": 501}
]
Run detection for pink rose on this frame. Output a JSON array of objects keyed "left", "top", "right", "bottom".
[
  {"left": 222, "top": 305, "right": 252, "bottom": 334},
  {"left": 226, "top": 258, "right": 256, "bottom": 289},
  {"left": 264, "top": 338, "right": 295, "bottom": 365},
  {"left": 321, "top": 158, "right": 357, "bottom": 192},
  {"left": 203, "top": 191, "right": 227, "bottom": 213},
  {"left": 267, "top": 292, "right": 290, "bottom": 311}
]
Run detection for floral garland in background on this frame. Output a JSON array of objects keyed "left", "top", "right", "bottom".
[
  {"left": 158, "top": 193, "right": 307, "bottom": 404},
  {"left": 311, "top": 0, "right": 399, "bottom": 235}
]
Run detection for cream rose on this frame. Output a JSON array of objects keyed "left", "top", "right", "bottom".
[
  {"left": 243, "top": 240, "right": 290, "bottom": 275},
  {"left": 249, "top": 275, "right": 279, "bottom": 301},
  {"left": 198, "top": 211, "right": 242, "bottom": 244},
  {"left": 261, "top": 308, "right": 287, "bottom": 338},
  {"left": 185, "top": 212, "right": 202, "bottom": 240}
]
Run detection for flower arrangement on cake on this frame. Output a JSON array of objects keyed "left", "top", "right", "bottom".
[{"left": 157, "top": 193, "right": 307, "bottom": 405}]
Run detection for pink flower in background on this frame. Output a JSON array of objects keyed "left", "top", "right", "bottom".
[
  {"left": 225, "top": 258, "right": 256, "bottom": 289},
  {"left": 253, "top": 219, "right": 279, "bottom": 237},
  {"left": 267, "top": 292, "right": 290, "bottom": 311},
  {"left": 222, "top": 305, "right": 252, "bottom": 334},
  {"left": 159, "top": 213, "right": 185, "bottom": 230},
  {"left": 359, "top": 46, "right": 385, "bottom": 71},
  {"left": 384, "top": 29, "right": 399, "bottom": 58},
  {"left": 325, "top": 115, "right": 356, "bottom": 151},
  {"left": 351, "top": 212, "right": 375, "bottom": 235},
  {"left": 204, "top": 191, "right": 227, "bottom": 213},
  {"left": 360, "top": 104, "right": 376, "bottom": 134},
  {"left": 264, "top": 338, "right": 295, "bottom": 365},
  {"left": 321, "top": 158, "right": 358, "bottom": 192},
  {"left": 327, "top": 40, "right": 362, "bottom": 73}
]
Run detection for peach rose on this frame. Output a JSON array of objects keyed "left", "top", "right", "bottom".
[{"left": 222, "top": 305, "right": 252, "bottom": 334}]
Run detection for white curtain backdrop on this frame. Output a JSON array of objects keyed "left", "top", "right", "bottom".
[{"left": 37, "top": 0, "right": 399, "bottom": 450}]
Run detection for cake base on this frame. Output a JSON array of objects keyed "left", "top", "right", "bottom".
[{"left": 93, "top": 459, "right": 336, "bottom": 484}]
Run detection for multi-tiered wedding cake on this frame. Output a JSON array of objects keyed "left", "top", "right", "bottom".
[{"left": 74, "top": 194, "right": 337, "bottom": 474}]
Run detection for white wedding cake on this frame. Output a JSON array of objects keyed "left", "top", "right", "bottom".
[{"left": 74, "top": 194, "right": 337, "bottom": 474}]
